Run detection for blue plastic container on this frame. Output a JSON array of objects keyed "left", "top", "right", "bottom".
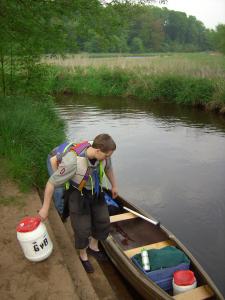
[{"left": 132, "top": 257, "right": 190, "bottom": 291}]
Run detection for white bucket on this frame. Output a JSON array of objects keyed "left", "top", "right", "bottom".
[
  {"left": 17, "top": 216, "right": 53, "bottom": 262},
  {"left": 173, "top": 270, "right": 197, "bottom": 295}
]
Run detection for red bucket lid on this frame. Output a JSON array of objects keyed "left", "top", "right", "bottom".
[
  {"left": 174, "top": 270, "right": 196, "bottom": 286},
  {"left": 17, "top": 217, "right": 41, "bottom": 233}
]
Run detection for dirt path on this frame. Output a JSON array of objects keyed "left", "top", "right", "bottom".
[
  {"left": 0, "top": 174, "right": 135, "bottom": 300},
  {"left": 0, "top": 178, "right": 78, "bottom": 300}
]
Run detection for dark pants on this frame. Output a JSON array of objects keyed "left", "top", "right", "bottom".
[{"left": 69, "top": 188, "right": 110, "bottom": 249}]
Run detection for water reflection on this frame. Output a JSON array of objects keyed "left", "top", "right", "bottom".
[
  {"left": 55, "top": 95, "right": 225, "bottom": 134},
  {"left": 55, "top": 94, "right": 225, "bottom": 296}
]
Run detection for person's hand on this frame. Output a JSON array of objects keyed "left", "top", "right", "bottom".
[
  {"left": 38, "top": 207, "right": 48, "bottom": 222},
  {"left": 111, "top": 186, "right": 118, "bottom": 199}
]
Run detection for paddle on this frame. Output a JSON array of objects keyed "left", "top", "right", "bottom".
[{"left": 123, "top": 206, "right": 160, "bottom": 226}]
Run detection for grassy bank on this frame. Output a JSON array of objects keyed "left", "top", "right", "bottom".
[
  {"left": 0, "top": 96, "right": 65, "bottom": 189},
  {"left": 44, "top": 52, "right": 225, "bottom": 114}
]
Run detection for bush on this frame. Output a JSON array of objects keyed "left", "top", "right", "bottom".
[
  {"left": 52, "top": 67, "right": 133, "bottom": 97},
  {"left": 175, "top": 78, "right": 215, "bottom": 105},
  {"left": 0, "top": 96, "right": 65, "bottom": 189},
  {"left": 152, "top": 76, "right": 185, "bottom": 101}
]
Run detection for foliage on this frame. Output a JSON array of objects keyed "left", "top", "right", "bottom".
[
  {"left": 214, "top": 25, "right": 225, "bottom": 54},
  {"left": 70, "top": 4, "right": 221, "bottom": 54},
  {"left": 174, "top": 78, "right": 215, "bottom": 105},
  {"left": 1, "top": 0, "right": 218, "bottom": 59},
  {"left": 0, "top": 96, "right": 66, "bottom": 189},
  {"left": 130, "top": 37, "right": 145, "bottom": 52},
  {"left": 0, "top": 0, "right": 102, "bottom": 96},
  {"left": 152, "top": 76, "right": 185, "bottom": 101}
]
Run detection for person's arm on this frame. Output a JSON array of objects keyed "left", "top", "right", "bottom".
[
  {"left": 38, "top": 151, "right": 77, "bottom": 220},
  {"left": 105, "top": 167, "right": 118, "bottom": 198},
  {"left": 38, "top": 181, "right": 55, "bottom": 221}
]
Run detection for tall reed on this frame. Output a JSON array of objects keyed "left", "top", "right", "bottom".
[{"left": 43, "top": 52, "right": 225, "bottom": 79}]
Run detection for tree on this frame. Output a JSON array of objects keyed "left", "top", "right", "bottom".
[
  {"left": 215, "top": 24, "right": 225, "bottom": 54},
  {"left": 164, "top": 10, "right": 188, "bottom": 43},
  {"left": 130, "top": 37, "right": 145, "bottom": 52},
  {"left": 0, "top": 0, "right": 101, "bottom": 95}
]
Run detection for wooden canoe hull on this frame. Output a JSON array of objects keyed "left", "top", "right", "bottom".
[{"left": 101, "top": 193, "right": 224, "bottom": 300}]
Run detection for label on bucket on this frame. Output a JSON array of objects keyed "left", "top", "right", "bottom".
[
  {"left": 19, "top": 231, "right": 53, "bottom": 261},
  {"left": 32, "top": 233, "right": 51, "bottom": 253}
]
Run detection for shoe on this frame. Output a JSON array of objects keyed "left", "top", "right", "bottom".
[
  {"left": 87, "top": 247, "right": 108, "bottom": 261},
  {"left": 79, "top": 258, "right": 94, "bottom": 273}
]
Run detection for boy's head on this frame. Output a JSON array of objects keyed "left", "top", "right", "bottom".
[{"left": 92, "top": 134, "right": 116, "bottom": 160}]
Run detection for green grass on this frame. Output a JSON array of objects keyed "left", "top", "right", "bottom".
[{"left": 0, "top": 96, "right": 66, "bottom": 189}]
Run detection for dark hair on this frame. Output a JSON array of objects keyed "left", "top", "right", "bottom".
[{"left": 92, "top": 134, "right": 116, "bottom": 153}]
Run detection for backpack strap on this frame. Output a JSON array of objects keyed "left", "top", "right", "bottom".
[
  {"left": 69, "top": 141, "right": 106, "bottom": 194},
  {"left": 70, "top": 141, "right": 91, "bottom": 155},
  {"left": 69, "top": 141, "right": 92, "bottom": 192},
  {"left": 78, "top": 167, "right": 91, "bottom": 192}
]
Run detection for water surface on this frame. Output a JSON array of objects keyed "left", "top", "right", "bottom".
[{"left": 55, "top": 95, "right": 225, "bottom": 296}]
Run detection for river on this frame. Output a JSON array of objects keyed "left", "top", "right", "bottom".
[{"left": 55, "top": 94, "right": 225, "bottom": 296}]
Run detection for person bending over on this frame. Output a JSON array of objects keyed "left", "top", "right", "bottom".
[{"left": 38, "top": 133, "right": 118, "bottom": 273}]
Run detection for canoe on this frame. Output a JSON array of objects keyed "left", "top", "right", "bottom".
[{"left": 101, "top": 192, "right": 224, "bottom": 300}]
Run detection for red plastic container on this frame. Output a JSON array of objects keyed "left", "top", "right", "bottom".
[
  {"left": 173, "top": 270, "right": 197, "bottom": 295},
  {"left": 17, "top": 216, "right": 53, "bottom": 262},
  {"left": 174, "top": 270, "right": 196, "bottom": 286},
  {"left": 17, "top": 217, "right": 41, "bottom": 233}
]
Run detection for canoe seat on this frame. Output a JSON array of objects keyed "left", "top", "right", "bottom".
[
  {"left": 173, "top": 285, "right": 214, "bottom": 300},
  {"left": 110, "top": 212, "right": 138, "bottom": 223},
  {"left": 124, "top": 240, "right": 175, "bottom": 258}
]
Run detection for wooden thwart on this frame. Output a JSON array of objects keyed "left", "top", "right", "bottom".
[
  {"left": 110, "top": 212, "right": 138, "bottom": 223},
  {"left": 173, "top": 285, "right": 214, "bottom": 300},
  {"left": 124, "top": 240, "right": 175, "bottom": 258}
]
